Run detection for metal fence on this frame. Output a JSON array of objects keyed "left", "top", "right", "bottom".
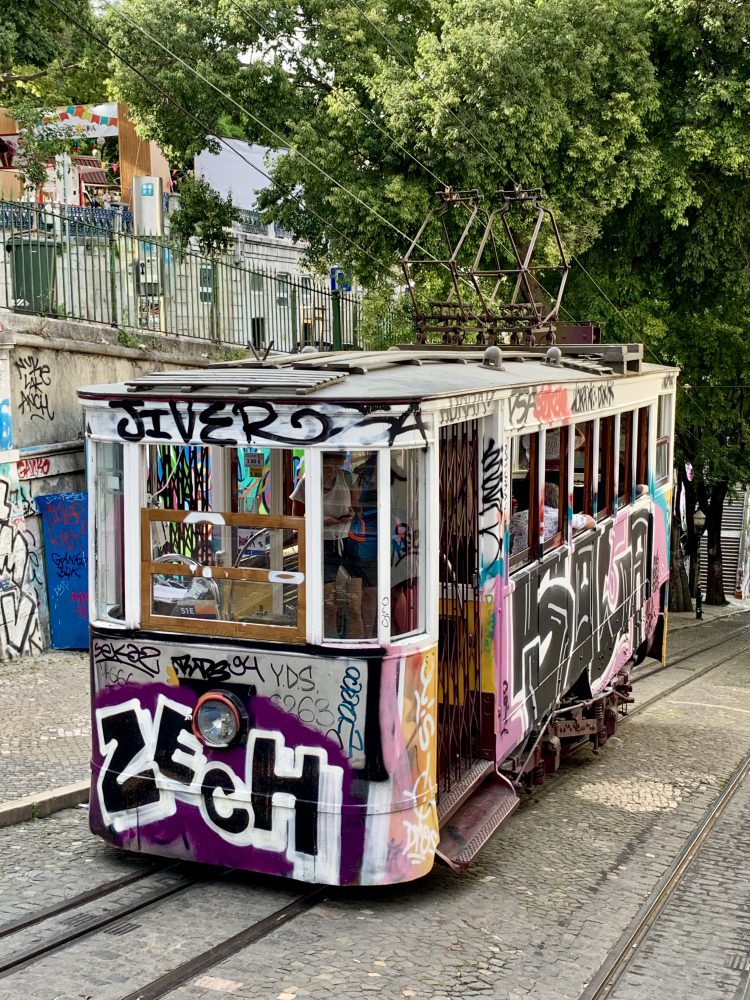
[{"left": 0, "top": 200, "right": 365, "bottom": 352}]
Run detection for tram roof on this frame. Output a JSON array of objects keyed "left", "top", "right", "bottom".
[{"left": 79, "top": 344, "right": 676, "bottom": 405}]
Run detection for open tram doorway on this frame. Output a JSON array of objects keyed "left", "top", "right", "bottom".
[{"left": 437, "top": 420, "right": 485, "bottom": 799}]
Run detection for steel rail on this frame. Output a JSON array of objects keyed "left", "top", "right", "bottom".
[
  {"left": 0, "top": 861, "right": 174, "bottom": 941},
  {"left": 626, "top": 640, "right": 750, "bottom": 720},
  {"left": 120, "top": 887, "right": 327, "bottom": 1000},
  {"left": 631, "top": 620, "right": 750, "bottom": 686},
  {"left": 0, "top": 870, "right": 206, "bottom": 978},
  {"left": 578, "top": 747, "right": 750, "bottom": 1000}
]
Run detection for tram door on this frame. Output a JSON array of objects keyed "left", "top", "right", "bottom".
[{"left": 437, "top": 420, "right": 483, "bottom": 796}]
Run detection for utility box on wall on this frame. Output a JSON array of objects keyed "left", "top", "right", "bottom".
[{"left": 132, "top": 175, "right": 164, "bottom": 236}]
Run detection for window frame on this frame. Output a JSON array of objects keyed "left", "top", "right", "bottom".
[
  {"left": 509, "top": 432, "right": 539, "bottom": 571},
  {"left": 655, "top": 394, "right": 672, "bottom": 485},
  {"left": 140, "top": 508, "right": 306, "bottom": 642},
  {"left": 596, "top": 415, "right": 616, "bottom": 521},
  {"left": 616, "top": 410, "right": 634, "bottom": 510}
]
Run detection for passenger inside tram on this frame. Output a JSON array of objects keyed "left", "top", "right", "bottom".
[{"left": 509, "top": 483, "right": 595, "bottom": 555}]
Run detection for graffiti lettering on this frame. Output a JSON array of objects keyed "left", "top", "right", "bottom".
[
  {"left": 17, "top": 457, "right": 51, "bottom": 480},
  {"left": 93, "top": 639, "right": 162, "bottom": 677},
  {"left": 570, "top": 382, "right": 615, "bottom": 414},
  {"left": 95, "top": 694, "right": 343, "bottom": 882},
  {"left": 0, "top": 478, "right": 42, "bottom": 656},
  {"left": 508, "top": 388, "right": 536, "bottom": 426},
  {"left": 15, "top": 355, "right": 55, "bottom": 421},
  {"left": 440, "top": 393, "right": 494, "bottom": 426},
  {"left": 105, "top": 399, "right": 427, "bottom": 449},
  {"left": 533, "top": 386, "right": 570, "bottom": 423},
  {"left": 333, "top": 665, "right": 365, "bottom": 758},
  {"left": 479, "top": 436, "right": 503, "bottom": 569},
  {"left": 51, "top": 551, "right": 86, "bottom": 579}
]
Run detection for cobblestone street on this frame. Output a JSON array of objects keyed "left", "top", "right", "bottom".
[
  {"left": 0, "top": 651, "right": 89, "bottom": 804},
  {"left": 0, "top": 608, "right": 748, "bottom": 999}
]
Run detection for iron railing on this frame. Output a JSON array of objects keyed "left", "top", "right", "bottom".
[{"left": 0, "top": 199, "right": 369, "bottom": 352}]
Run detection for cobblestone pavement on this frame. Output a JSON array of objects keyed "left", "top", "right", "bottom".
[
  {"left": 607, "top": 758, "right": 750, "bottom": 1000},
  {"left": 0, "top": 650, "right": 89, "bottom": 805},
  {"left": 0, "top": 613, "right": 748, "bottom": 999},
  {"left": 0, "top": 600, "right": 745, "bottom": 812}
]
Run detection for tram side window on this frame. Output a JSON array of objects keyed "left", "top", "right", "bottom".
[
  {"left": 391, "top": 449, "right": 425, "bottom": 638},
  {"left": 573, "top": 420, "right": 595, "bottom": 517},
  {"left": 636, "top": 407, "right": 649, "bottom": 493},
  {"left": 142, "top": 445, "right": 306, "bottom": 640},
  {"left": 510, "top": 433, "right": 539, "bottom": 567},
  {"left": 542, "top": 427, "right": 568, "bottom": 549},
  {"left": 655, "top": 395, "right": 671, "bottom": 484},
  {"left": 94, "top": 442, "right": 125, "bottom": 621},
  {"left": 617, "top": 411, "right": 634, "bottom": 508},
  {"left": 597, "top": 416, "right": 615, "bottom": 520}
]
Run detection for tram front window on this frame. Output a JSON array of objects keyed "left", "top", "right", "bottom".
[
  {"left": 94, "top": 441, "right": 124, "bottom": 621},
  {"left": 141, "top": 444, "right": 305, "bottom": 640},
  {"left": 293, "top": 450, "right": 379, "bottom": 641}
]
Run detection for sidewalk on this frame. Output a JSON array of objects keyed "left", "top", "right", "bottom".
[
  {"left": 0, "top": 649, "right": 89, "bottom": 826},
  {"left": 1, "top": 596, "right": 748, "bottom": 829}
]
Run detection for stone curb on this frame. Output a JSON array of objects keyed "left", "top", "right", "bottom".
[{"left": 0, "top": 780, "right": 89, "bottom": 830}]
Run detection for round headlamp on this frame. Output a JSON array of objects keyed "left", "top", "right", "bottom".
[{"left": 192, "top": 691, "right": 246, "bottom": 748}]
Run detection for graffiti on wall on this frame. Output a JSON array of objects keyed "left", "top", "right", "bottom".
[
  {"left": 0, "top": 474, "right": 43, "bottom": 657},
  {"left": 90, "top": 641, "right": 438, "bottom": 886},
  {"left": 37, "top": 492, "right": 88, "bottom": 649},
  {"left": 15, "top": 355, "right": 55, "bottom": 421}
]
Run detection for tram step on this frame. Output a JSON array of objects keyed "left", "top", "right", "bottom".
[{"left": 436, "top": 773, "right": 520, "bottom": 871}]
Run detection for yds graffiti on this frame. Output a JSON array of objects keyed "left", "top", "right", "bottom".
[
  {"left": 570, "top": 382, "right": 615, "bottom": 414},
  {"left": 102, "top": 398, "right": 427, "bottom": 449},
  {"left": 661, "top": 372, "right": 676, "bottom": 391},
  {"left": 17, "top": 457, "right": 51, "bottom": 480},
  {"left": 508, "top": 387, "right": 537, "bottom": 426},
  {"left": 0, "top": 477, "right": 42, "bottom": 656},
  {"left": 92, "top": 637, "right": 372, "bottom": 768},
  {"left": 95, "top": 692, "right": 344, "bottom": 884},
  {"left": 15, "top": 355, "right": 55, "bottom": 421}
]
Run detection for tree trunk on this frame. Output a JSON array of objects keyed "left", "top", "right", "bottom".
[
  {"left": 669, "top": 517, "right": 692, "bottom": 612},
  {"left": 704, "top": 480, "right": 729, "bottom": 605}
]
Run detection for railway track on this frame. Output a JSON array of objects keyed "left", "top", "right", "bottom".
[
  {"left": 0, "top": 853, "right": 325, "bottom": 999},
  {"left": 1, "top": 618, "right": 747, "bottom": 998},
  {"left": 578, "top": 747, "right": 750, "bottom": 1000}
]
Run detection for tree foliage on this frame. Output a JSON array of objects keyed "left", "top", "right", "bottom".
[
  {"left": 85, "top": 0, "right": 750, "bottom": 598},
  {"left": 168, "top": 176, "right": 239, "bottom": 256},
  {"left": 0, "top": 0, "right": 105, "bottom": 105}
]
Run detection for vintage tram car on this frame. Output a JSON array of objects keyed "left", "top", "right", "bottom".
[{"left": 80, "top": 342, "right": 675, "bottom": 885}]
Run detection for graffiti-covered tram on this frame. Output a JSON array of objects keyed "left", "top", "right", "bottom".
[{"left": 81, "top": 343, "right": 676, "bottom": 885}]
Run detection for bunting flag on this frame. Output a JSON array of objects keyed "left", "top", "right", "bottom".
[{"left": 44, "top": 103, "right": 120, "bottom": 138}]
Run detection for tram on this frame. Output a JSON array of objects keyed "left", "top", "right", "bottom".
[{"left": 81, "top": 341, "right": 676, "bottom": 885}]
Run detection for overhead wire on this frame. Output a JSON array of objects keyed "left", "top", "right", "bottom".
[
  {"left": 341, "top": 0, "right": 671, "bottom": 359},
  {"left": 43, "top": 0, "right": 394, "bottom": 276},
  {"left": 226, "top": 0, "right": 578, "bottom": 326},
  {"left": 95, "top": 0, "right": 455, "bottom": 271}
]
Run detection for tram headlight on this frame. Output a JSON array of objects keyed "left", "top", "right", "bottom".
[{"left": 192, "top": 691, "right": 246, "bottom": 748}]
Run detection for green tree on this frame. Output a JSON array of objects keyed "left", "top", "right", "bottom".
[
  {"left": 0, "top": 0, "right": 105, "bottom": 105},
  {"left": 168, "top": 175, "right": 239, "bottom": 256},
  {"left": 565, "top": 0, "right": 750, "bottom": 605}
]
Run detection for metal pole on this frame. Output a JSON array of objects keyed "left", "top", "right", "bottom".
[{"left": 332, "top": 288, "right": 342, "bottom": 351}]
